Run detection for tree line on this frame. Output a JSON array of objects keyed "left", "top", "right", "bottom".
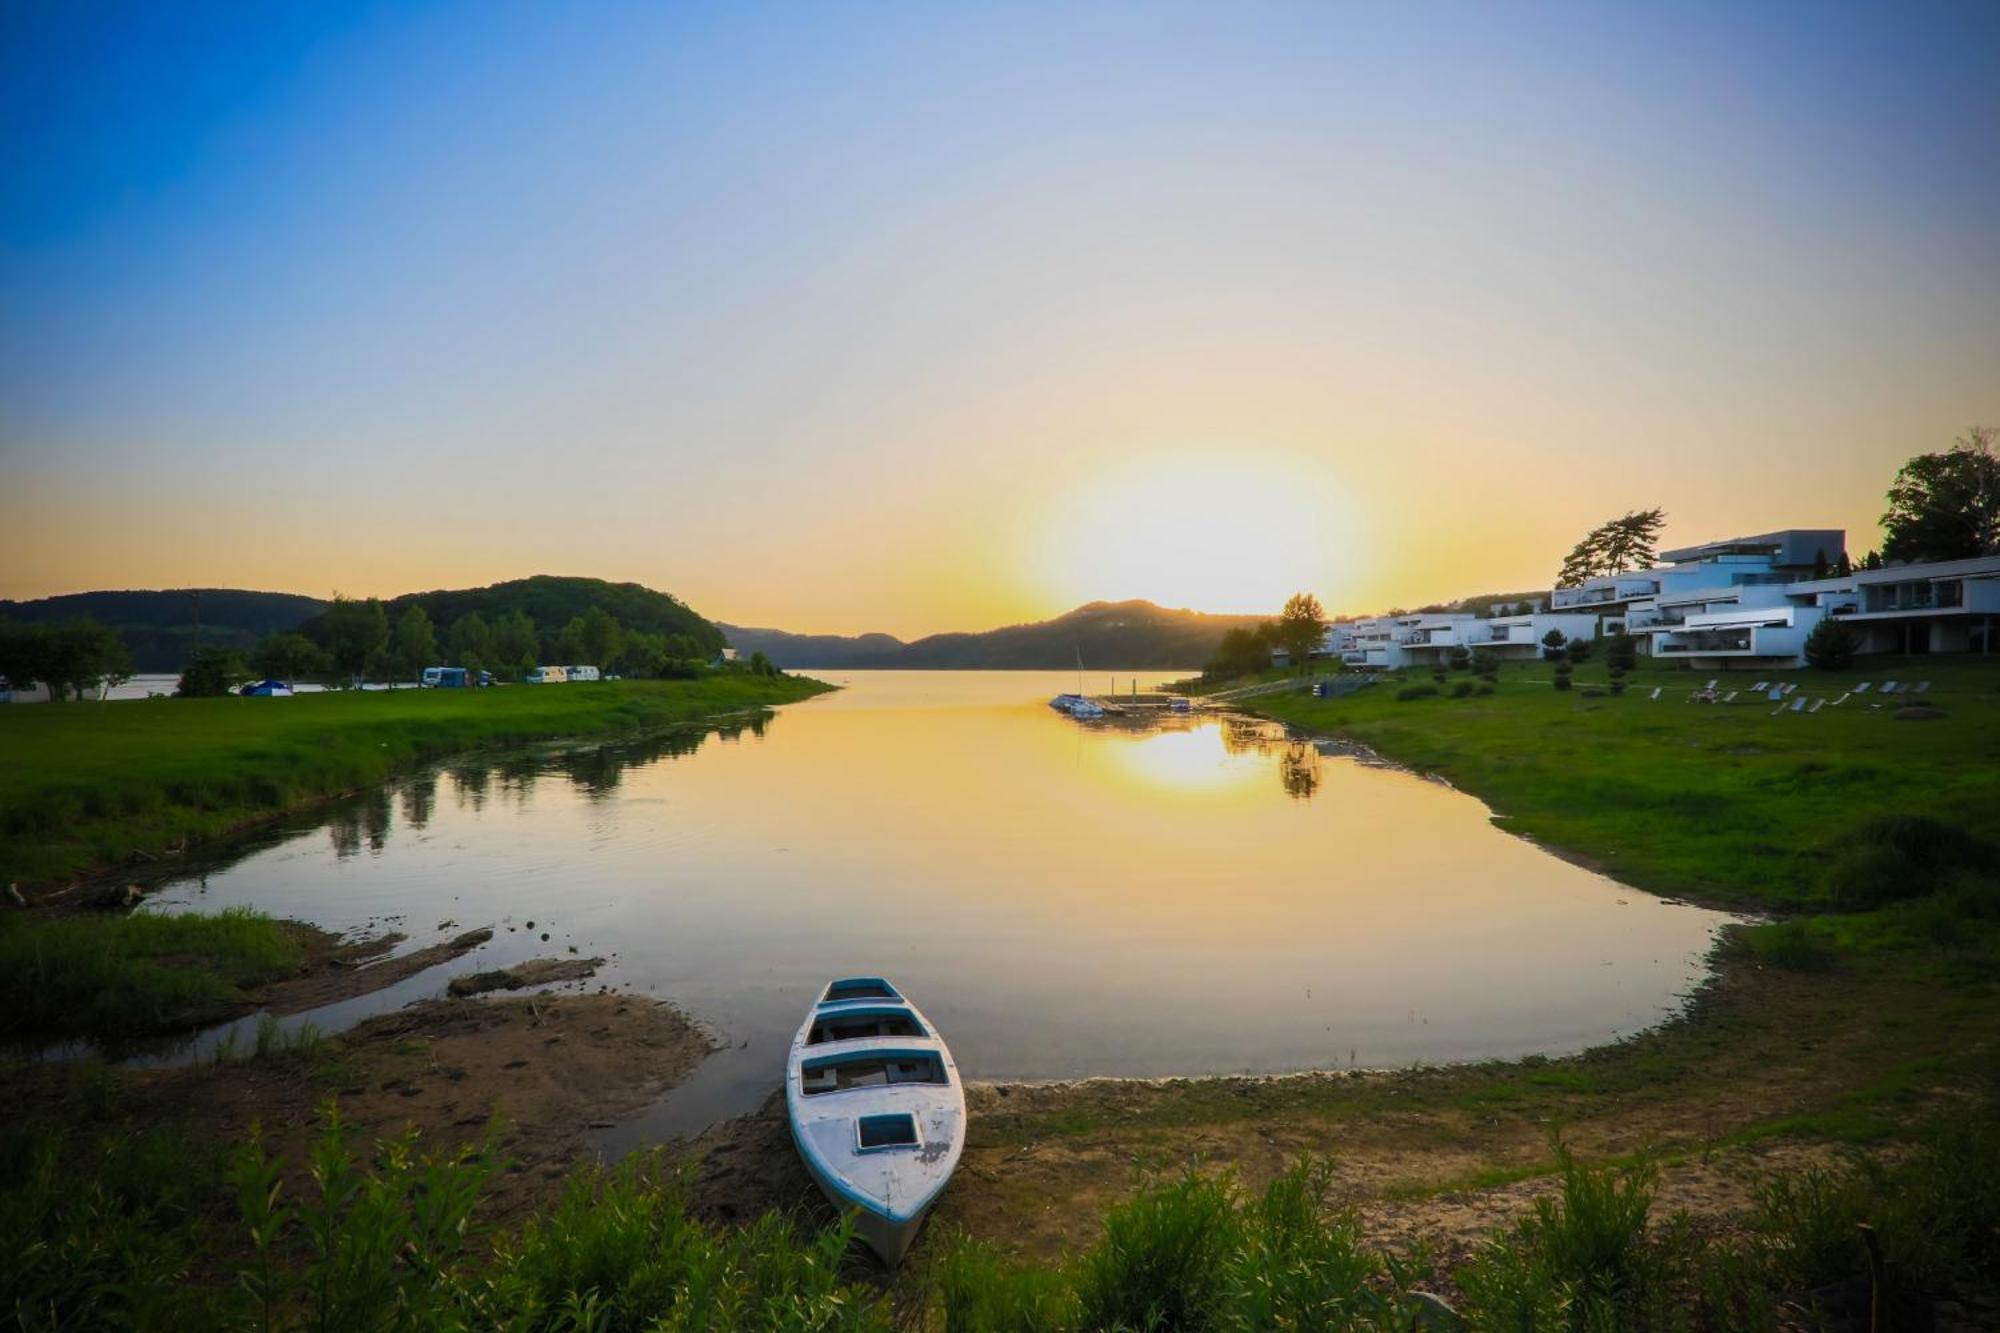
[
  {"left": 0, "top": 620, "right": 135, "bottom": 702},
  {"left": 173, "top": 598, "right": 734, "bottom": 696}
]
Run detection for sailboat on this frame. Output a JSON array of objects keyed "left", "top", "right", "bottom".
[{"left": 1050, "top": 648, "right": 1105, "bottom": 718}]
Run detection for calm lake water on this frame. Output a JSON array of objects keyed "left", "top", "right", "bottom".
[{"left": 143, "top": 671, "right": 1733, "bottom": 1138}]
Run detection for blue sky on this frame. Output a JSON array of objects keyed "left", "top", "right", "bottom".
[{"left": 3, "top": 2, "right": 1997, "bottom": 632}]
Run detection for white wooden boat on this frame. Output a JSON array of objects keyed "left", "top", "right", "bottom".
[{"left": 786, "top": 977, "right": 964, "bottom": 1265}]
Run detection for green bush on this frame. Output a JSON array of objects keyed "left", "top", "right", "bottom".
[
  {"left": 1073, "top": 1171, "right": 1240, "bottom": 1329},
  {"left": 1451, "top": 681, "right": 1475, "bottom": 699},
  {"left": 1395, "top": 684, "right": 1439, "bottom": 702},
  {"left": 1804, "top": 617, "right": 1860, "bottom": 671},
  {"left": 1822, "top": 816, "right": 1995, "bottom": 908},
  {"left": 1456, "top": 1146, "right": 1755, "bottom": 1330}
]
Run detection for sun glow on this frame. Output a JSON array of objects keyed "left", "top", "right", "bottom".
[{"left": 1024, "top": 456, "right": 1360, "bottom": 617}]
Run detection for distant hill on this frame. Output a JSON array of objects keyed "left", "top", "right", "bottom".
[
  {"left": 720, "top": 601, "right": 1273, "bottom": 669},
  {"left": 335, "top": 575, "right": 726, "bottom": 656},
  {"left": 0, "top": 589, "right": 327, "bottom": 672}
]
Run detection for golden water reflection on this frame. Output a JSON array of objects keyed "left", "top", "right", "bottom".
[{"left": 146, "top": 672, "right": 1733, "bottom": 1118}]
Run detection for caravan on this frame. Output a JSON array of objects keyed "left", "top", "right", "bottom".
[
  {"left": 567, "top": 665, "right": 601, "bottom": 683},
  {"left": 524, "top": 665, "right": 569, "bottom": 684}
]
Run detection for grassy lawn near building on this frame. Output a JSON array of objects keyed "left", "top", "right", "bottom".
[
  {"left": 0, "top": 673, "right": 831, "bottom": 889},
  {"left": 1230, "top": 655, "right": 2000, "bottom": 912}
]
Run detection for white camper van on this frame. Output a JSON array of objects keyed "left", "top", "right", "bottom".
[
  {"left": 567, "top": 665, "right": 601, "bottom": 683},
  {"left": 525, "top": 665, "right": 569, "bottom": 684}
]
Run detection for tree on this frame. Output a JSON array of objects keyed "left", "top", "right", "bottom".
[
  {"left": 1880, "top": 427, "right": 2000, "bottom": 563},
  {"left": 1565, "top": 636, "right": 1594, "bottom": 665},
  {"left": 0, "top": 620, "right": 41, "bottom": 693},
  {"left": 447, "top": 613, "right": 494, "bottom": 677},
  {"left": 322, "top": 596, "right": 389, "bottom": 685},
  {"left": 491, "top": 610, "right": 540, "bottom": 678},
  {"left": 392, "top": 605, "right": 438, "bottom": 683},
  {"left": 1206, "top": 627, "right": 1270, "bottom": 679},
  {"left": 1274, "top": 593, "right": 1327, "bottom": 672},
  {"left": 1555, "top": 509, "right": 1667, "bottom": 588},
  {"left": 254, "top": 632, "right": 328, "bottom": 684},
  {"left": 748, "top": 650, "right": 778, "bottom": 677},
  {"left": 1812, "top": 548, "right": 1830, "bottom": 579},
  {"left": 178, "top": 646, "right": 249, "bottom": 697},
  {"left": 1541, "top": 628, "right": 1569, "bottom": 662},
  {"left": 1836, "top": 550, "right": 1853, "bottom": 577},
  {"left": 617, "top": 631, "right": 670, "bottom": 678},
  {"left": 558, "top": 606, "right": 622, "bottom": 668},
  {"left": 1603, "top": 633, "right": 1639, "bottom": 673},
  {"left": 1803, "top": 617, "right": 1859, "bottom": 672},
  {"left": 1860, "top": 549, "right": 1883, "bottom": 571},
  {"left": 15, "top": 619, "right": 135, "bottom": 701}
]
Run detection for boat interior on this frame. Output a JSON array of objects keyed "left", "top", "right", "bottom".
[
  {"left": 822, "top": 977, "right": 900, "bottom": 1003},
  {"left": 800, "top": 1050, "right": 948, "bottom": 1096},
  {"left": 807, "top": 1007, "right": 927, "bottom": 1045}
]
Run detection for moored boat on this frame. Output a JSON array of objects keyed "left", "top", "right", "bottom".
[{"left": 786, "top": 977, "right": 964, "bottom": 1265}]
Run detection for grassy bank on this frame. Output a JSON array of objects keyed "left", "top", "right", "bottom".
[
  {"left": 8, "top": 1097, "right": 1996, "bottom": 1329},
  {"left": 1230, "top": 656, "right": 2000, "bottom": 911},
  {"left": 0, "top": 906, "right": 309, "bottom": 1041},
  {"left": 0, "top": 674, "right": 831, "bottom": 887}
]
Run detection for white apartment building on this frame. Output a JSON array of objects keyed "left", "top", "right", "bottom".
[{"left": 1314, "top": 528, "right": 2000, "bottom": 673}]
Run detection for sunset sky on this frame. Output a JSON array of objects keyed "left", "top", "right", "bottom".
[{"left": 3, "top": 2, "right": 1997, "bottom": 637}]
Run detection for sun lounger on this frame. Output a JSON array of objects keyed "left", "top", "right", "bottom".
[
  {"left": 1790, "top": 697, "right": 1807, "bottom": 712},
  {"left": 1809, "top": 698, "right": 1825, "bottom": 712},
  {"left": 1768, "top": 688, "right": 1785, "bottom": 702},
  {"left": 1881, "top": 680, "right": 1899, "bottom": 694},
  {"left": 1649, "top": 686, "right": 1662, "bottom": 700},
  {"left": 1915, "top": 681, "right": 1931, "bottom": 694},
  {"left": 1721, "top": 691, "right": 1738, "bottom": 703},
  {"left": 1853, "top": 682, "right": 1872, "bottom": 693},
  {"left": 1770, "top": 702, "right": 1787, "bottom": 716},
  {"left": 1704, "top": 678, "right": 1719, "bottom": 691},
  {"left": 1749, "top": 681, "right": 1769, "bottom": 692},
  {"left": 1829, "top": 693, "right": 1851, "bottom": 707}
]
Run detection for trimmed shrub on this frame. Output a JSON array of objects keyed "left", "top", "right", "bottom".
[
  {"left": 1804, "top": 617, "right": 1860, "bottom": 671},
  {"left": 1395, "top": 684, "right": 1439, "bottom": 701},
  {"left": 1451, "top": 681, "right": 1476, "bottom": 698}
]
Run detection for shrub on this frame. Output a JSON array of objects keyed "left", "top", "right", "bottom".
[
  {"left": 1395, "top": 684, "right": 1439, "bottom": 701},
  {"left": 1541, "top": 629, "right": 1569, "bottom": 661},
  {"left": 177, "top": 647, "right": 250, "bottom": 698},
  {"left": 1475, "top": 682, "right": 1495, "bottom": 696},
  {"left": 1822, "top": 816, "right": 1995, "bottom": 908},
  {"left": 1073, "top": 1170, "right": 1241, "bottom": 1330},
  {"left": 1451, "top": 681, "right": 1475, "bottom": 698},
  {"left": 1457, "top": 1147, "right": 1735, "bottom": 1330},
  {"left": 1803, "top": 617, "right": 1860, "bottom": 671},
  {"left": 1566, "top": 637, "right": 1594, "bottom": 665},
  {"left": 1552, "top": 662, "right": 1573, "bottom": 692}
]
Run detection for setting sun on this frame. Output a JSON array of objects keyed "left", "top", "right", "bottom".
[{"left": 1024, "top": 456, "right": 1361, "bottom": 618}]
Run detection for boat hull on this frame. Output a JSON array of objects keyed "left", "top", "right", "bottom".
[{"left": 789, "top": 1130, "right": 929, "bottom": 1265}]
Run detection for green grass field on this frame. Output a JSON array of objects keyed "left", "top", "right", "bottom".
[
  {"left": 0, "top": 674, "right": 831, "bottom": 887},
  {"left": 1238, "top": 656, "right": 2000, "bottom": 912}
]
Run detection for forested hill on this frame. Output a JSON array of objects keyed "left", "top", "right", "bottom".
[
  {"left": 361, "top": 576, "right": 725, "bottom": 656},
  {"left": 0, "top": 589, "right": 326, "bottom": 672},
  {"left": 720, "top": 601, "right": 1272, "bottom": 669}
]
